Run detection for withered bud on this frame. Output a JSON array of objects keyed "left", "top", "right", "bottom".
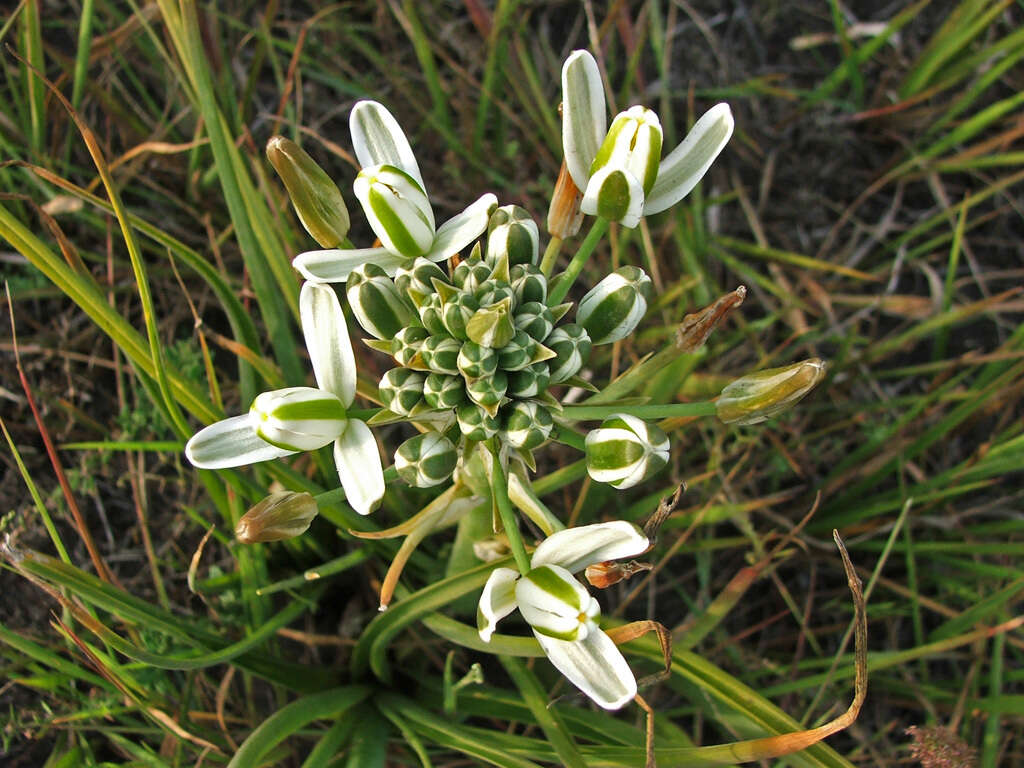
[
  {"left": 717, "top": 358, "right": 827, "bottom": 425},
  {"left": 266, "top": 136, "right": 350, "bottom": 248},
  {"left": 473, "top": 536, "right": 510, "bottom": 563},
  {"left": 585, "top": 559, "right": 652, "bottom": 589},
  {"left": 546, "top": 160, "right": 584, "bottom": 239},
  {"left": 236, "top": 491, "right": 318, "bottom": 544},
  {"left": 676, "top": 286, "right": 746, "bottom": 353}
]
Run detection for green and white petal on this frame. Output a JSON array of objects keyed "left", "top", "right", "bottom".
[
  {"left": 426, "top": 193, "right": 499, "bottom": 263},
  {"left": 588, "top": 106, "right": 663, "bottom": 196},
  {"left": 349, "top": 100, "right": 425, "bottom": 189},
  {"left": 185, "top": 414, "right": 298, "bottom": 469},
  {"left": 516, "top": 564, "right": 593, "bottom": 641},
  {"left": 333, "top": 419, "right": 385, "bottom": 515},
  {"left": 533, "top": 625, "right": 637, "bottom": 710},
  {"left": 580, "top": 165, "right": 645, "bottom": 229},
  {"left": 530, "top": 521, "right": 649, "bottom": 574},
  {"left": 300, "top": 282, "right": 357, "bottom": 406},
  {"left": 250, "top": 387, "right": 348, "bottom": 451},
  {"left": 644, "top": 103, "right": 734, "bottom": 215},
  {"left": 293, "top": 246, "right": 407, "bottom": 283},
  {"left": 355, "top": 164, "right": 435, "bottom": 259},
  {"left": 477, "top": 567, "right": 520, "bottom": 642},
  {"left": 561, "top": 50, "right": 607, "bottom": 191}
]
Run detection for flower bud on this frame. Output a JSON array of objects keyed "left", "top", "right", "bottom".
[
  {"left": 502, "top": 401, "right": 553, "bottom": 450},
  {"left": 487, "top": 204, "right": 539, "bottom": 266},
  {"left": 457, "top": 341, "right": 498, "bottom": 379},
  {"left": 496, "top": 330, "right": 537, "bottom": 371},
  {"left": 417, "top": 293, "right": 448, "bottom": 337},
  {"left": 475, "top": 283, "right": 515, "bottom": 309},
  {"left": 516, "top": 564, "right": 600, "bottom": 641},
  {"left": 546, "top": 324, "right": 592, "bottom": 383},
  {"left": 466, "top": 298, "right": 516, "bottom": 349},
  {"left": 354, "top": 164, "right": 435, "bottom": 259},
  {"left": 467, "top": 370, "right": 507, "bottom": 413},
  {"left": 585, "top": 413, "right": 669, "bottom": 489},
  {"left": 576, "top": 266, "right": 653, "bottom": 345},
  {"left": 514, "top": 301, "right": 554, "bottom": 342},
  {"left": 457, "top": 402, "right": 500, "bottom": 441},
  {"left": 347, "top": 263, "right": 414, "bottom": 340},
  {"left": 395, "top": 257, "right": 449, "bottom": 301},
  {"left": 266, "top": 137, "right": 349, "bottom": 248},
  {"left": 423, "top": 373, "right": 467, "bottom": 409},
  {"left": 507, "top": 362, "right": 550, "bottom": 398},
  {"left": 395, "top": 431, "right": 458, "bottom": 487},
  {"left": 584, "top": 559, "right": 651, "bottom": 588},
  {"left": 716, "top": 359, "right": 826, "bottom": 425},
  {"left": 236, "top": 490, "right": 318, "bottom": 543},
  {"left": 390, "top": 326, "right": 429, "bottom": 367},
  {"left": 510, "top": 263, "right": 547, "bottom": 305},
  {"left": 420, "top": 335, "right": 462, "bottom": 375},
  {"left": 379, "top": 368, "right": 426, "bottom": 416},
  {"left": 452, "top": 259, "right": 492, "bottom": 294},
  {"left": 442, "top": 292, "right": 480, "bottom": 340},
  {"left": 547, "top": 160, "right": 584, "bottom": 239},
  {"left": 249, "top": 387, "right": 347, "bottom": 451}
]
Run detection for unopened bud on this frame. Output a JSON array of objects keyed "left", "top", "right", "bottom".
[
  {"left": 585, "top": 413, "right": 669, "bottom": 490},
  {"left": 236, "top": 491, "right": 318, "bottom": 543},
  {"left": 577, "top": 266, "right": 652, "bottom": 345},
  {"left": 716, "top": 358, "right": 826, "bottom": 425},
  {"left": 487, "top": 205, "right": 539, "bottom": 266},
  {"left": 347, "top": 263, "right": 414, "bottom": 340},
  {"left": 395, "top": 431, "right": 457, "bottom": 487},
  {"left": 266, "top": 137, "right": 349, "bottom": 248}
]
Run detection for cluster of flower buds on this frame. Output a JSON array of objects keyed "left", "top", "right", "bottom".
[{"left": 343, "top": 202, "right": 660, "bottom": 486}]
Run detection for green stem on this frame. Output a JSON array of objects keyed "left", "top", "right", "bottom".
[
  {"left": 490, "top": 451, "right": 531, "bottom": 574},
  {"left": 538, "top": 236, "right": 563, "bottom": 277},
  {"left": 547, "top": 217, "right": 609, "bottom": 305},
  {"left": 561, "top": 401, "right": 718, "bottom": 422}
]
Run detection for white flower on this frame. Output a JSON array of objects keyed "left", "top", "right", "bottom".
[
  {"left": 294, "top": 101, "right": 497, "bottom": 282},
  {"left": 185, "top": 283, "right": 385, "bottom": 516},
  {"left": 561, "top": 50, "right": 734, "bottom": 228},
  {"left": 477, "top": 521, "right": 649, "bottom": 709}
]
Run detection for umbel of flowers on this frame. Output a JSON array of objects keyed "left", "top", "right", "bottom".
[{"left": 182, "top": 48, "right": 838, "bottom": 731}]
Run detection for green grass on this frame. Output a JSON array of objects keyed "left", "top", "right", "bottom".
[{"left": 1, "top": 1, "right": 1021, "bottom": 766}]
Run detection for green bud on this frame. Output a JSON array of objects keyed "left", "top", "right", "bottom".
[
  {"left": 417, "top": 293, "right": 449, "bottom": 337},
  {"left": 379, "top": 368, "right": 426, "bottom": 416},
  {"left": 457, "top": 340, "right": 498, "bottom": 379},
  {"left": 390, "top": 326, "right": 429, "bottom": 367},
  {"left": 347, "top": 263, "right": 415, "bottom": 340},
  {"left": 236, "top": 490, "right": 318, "bottom": 543},
  {"left": 716, "top": 359, "right": 826, "bottom": 425},
  {"left": 457, "top": 402, "right": 500, "bottom": 441},
  {"left": 466, "top": 298, "right": 516, "bottom": 349},
  {"left": 514, "top": 301, "right": 554, "bottom": 341},
  {"left": 395, "top": 432, "right": 458, "bottom": 487},
  {"left": 452, "top": 258, "right": 492, "bottom": 294},
  {"left": 496, "top": 330, "right": 537, "bottom": 371},
  {"left": 487, "top": 204, "right": 539, "bottom": 266},
  {"left": 395, "top": 257, "right": 449, "bottom": 300},
  {"left": 467, "top": 370, "right": 508, "bottom": 413},
  {"left": 502, "top": 401, "right": 553, "bottom": 450},
  {"left": 423, "top": 373, "right": 467, "bottom": 409},
  {"left": 250, "top": 387, "right": 347, "bottom": 451},
  {"left": 442, "top": 292, "right": 480, "bottom": 340},
  {"left": 585, "top": 413, "right": 669, "bottom": 489},
  {"left": 510, "top": 263, "right": 547, "bottom": 305},
  {"left": 546, "top": 324, "right": 592, "bottom": 383},
  {"left": 507, "top": 362, "right": 550, "bottom": 398},
  {"left": 576, "top": 266, "right": 653, "bottom": 345},
  {"left": 266, "top": 136, "right": 349, "bottom": 248},
  {"left": 475, "top": 283, "right": 516, "bottom": 309},
  {"left": 420, "top": 335, "right": 462, "bottom": 375}
]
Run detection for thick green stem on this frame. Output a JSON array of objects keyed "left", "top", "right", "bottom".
[
  {"left": 562, "top": 401, "right": 718, "bottom": 422},
  {"left": 547, "top": 217, "right": 609, "bottom": 305},
  {"left": 539, "top": 236, "right": 563, "bottom": 277},
  {"left": 491, "top": 452, "right": 531, "bottom": 574}
]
